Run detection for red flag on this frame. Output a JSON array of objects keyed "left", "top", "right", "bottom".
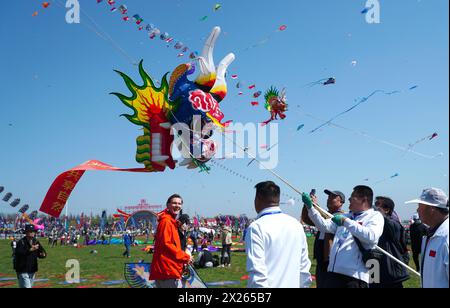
[{"left": 39, "top": 160, "right": 151, "bottom": 218}]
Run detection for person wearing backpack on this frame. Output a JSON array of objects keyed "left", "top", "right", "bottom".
[{"left": 370, "top": 196, "right": 410, "bottom": 288}]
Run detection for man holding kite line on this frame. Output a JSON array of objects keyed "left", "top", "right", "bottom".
[{"left": 303, "top": 185, "right": 384, "bottom": 288}]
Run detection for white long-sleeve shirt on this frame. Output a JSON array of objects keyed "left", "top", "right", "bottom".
[
  {"left": 245, "top": 207, "right": 311, "bottom": 288},
  {"left": 421, "top": 217, "right": 449, "bottom": 288},
  {"left": 308, "top": 207, "right": 384, "bottom": 283}
]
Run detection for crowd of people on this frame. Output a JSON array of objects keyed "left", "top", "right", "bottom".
[
  {"left": 148, "top": 183, "right": 448, "bottom": 289},
  {"left": 2, "top": 183, "right": 448, "bottom": 289}
]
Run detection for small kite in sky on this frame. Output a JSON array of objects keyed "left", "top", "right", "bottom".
[
  {"left": 297, "top": 124, "right": 305, "bottom": 131},
  {"left": 306, "top": 77, "right": 336, "bottom": 88},
  {"left": 429, "top": 132, "right": 438, "bottom": 140},
  {"left": 405, "top": 132, "right": 439, "bottom": 155},
  {"left": 214, "top": 4, "right": 222, "bottom": 11},
  {"left": 118, "top": 5, "right": 127, "bottom": 14},
  {"left": 374, "top": 173, "right": 400, "bottom": 184},
  {"left": 253, "top": 91, "right": 262, "bottom": 98}
]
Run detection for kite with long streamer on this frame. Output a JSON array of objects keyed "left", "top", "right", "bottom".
[
  {"left": 404, "top": 132, "right": 439, "bottom": 155},
  {"left": 309, "top": 89, "right": 401, "bottom": 134}
]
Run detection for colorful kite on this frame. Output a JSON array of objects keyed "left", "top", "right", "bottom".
[
  {"left": 40, "top": 27, "right": 235, "bottom": 218},
  {"left": 262, "top": 87, "right": 288, "bottom": 126}
]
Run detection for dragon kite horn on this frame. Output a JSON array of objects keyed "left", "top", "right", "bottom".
[{"left": 210, "top": 53, "right": 235, "bottom": 102}]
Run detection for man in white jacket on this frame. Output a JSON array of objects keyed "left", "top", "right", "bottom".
[
  {"left": 303, "top": 185, "right": 384, "bottom": 288},
  {"left": 245, "top": 181, "right": 312, "bottom": 288},
  {"left": 405, "top": 188, "right": 448, "bottom": 288}
]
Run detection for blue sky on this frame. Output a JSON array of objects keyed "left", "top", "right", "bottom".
[{"left": 0, "top": 0, "right": 448, "bottom": 220}]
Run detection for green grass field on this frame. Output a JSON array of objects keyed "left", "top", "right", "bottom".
[{"left": 0, "top": 237, "right": 421, "bottom": 288}]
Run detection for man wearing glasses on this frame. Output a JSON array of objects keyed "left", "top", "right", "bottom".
[{"left": 303, "top": 185, "right": 384, "bottom": 288}]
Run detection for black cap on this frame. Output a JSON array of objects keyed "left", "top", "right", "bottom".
[
  {"left": 178, "top": 214, "right": 190, "bottom": 225},
  {"left": 324, "top": 190, "right": 346, "bottom": 203},
  {"left": 24, "top": 224, "right": 37, "bottom": 233}
]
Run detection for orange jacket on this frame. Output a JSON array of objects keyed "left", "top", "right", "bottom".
[{"left": 150, "top": 209, "right": 191, "bottom": 280}]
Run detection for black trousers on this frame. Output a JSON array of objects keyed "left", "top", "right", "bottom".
[
  {"left": 325, "top": 272, "right": 368, "bottom": 288},
  {"left": 370, "top": 282, "right": 404, "bottom": 288},
  {"left": 412, "top": 252, "right": 421, "bottom": 272},
  {"left": 315, "top": 261, "right": 329, "bottom": 288},
  {"left": 221, "top": 244, "right": 231, "bottom": 265}
]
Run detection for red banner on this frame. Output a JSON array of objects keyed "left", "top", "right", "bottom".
[{"left": 39, "top": 160, "right": 152, "bottom": 218}]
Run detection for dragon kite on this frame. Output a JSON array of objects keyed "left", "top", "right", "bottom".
[{"left": 40, "top": 27, "right": 235, "bottom": 217}]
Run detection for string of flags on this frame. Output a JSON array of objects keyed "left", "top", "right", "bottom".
[{"left": 96, "top": 0, "right": 198, "bottom": 59}]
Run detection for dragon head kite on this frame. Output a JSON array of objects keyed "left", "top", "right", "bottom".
[{"left": 112, "top": 27, "right": 235, "bottom": 172}]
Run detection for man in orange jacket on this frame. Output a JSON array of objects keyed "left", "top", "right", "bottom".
[{"left": 150, "top": 194, "right": 193, "bottom": 288}]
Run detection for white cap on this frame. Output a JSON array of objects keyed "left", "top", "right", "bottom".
[{"left": 405, "top": 188, "right": 449, "bottom": 209}]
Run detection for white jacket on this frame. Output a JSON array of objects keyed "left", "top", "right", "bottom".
[
  {"left": 421, "top": 217, "right": 449, "bottom": 288},
  {"left": 245, "top": 207, "right": 311, "bottom": 288},
  {"left": 308, "top": 207, "right": 384, "bottom": 283}
]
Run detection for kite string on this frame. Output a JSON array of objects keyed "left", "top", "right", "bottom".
[
  {"left": 53, "top": 0, "right": 138, "bottom": 66},
  {"left": 295, "top": 108, "right": 441, "bottom": 159},
  {"left": 309, "top": 90, "right": 400, "bottom": 134},
  {"left": 167, "top": 108, "right": 305, "bottom": 195}
]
